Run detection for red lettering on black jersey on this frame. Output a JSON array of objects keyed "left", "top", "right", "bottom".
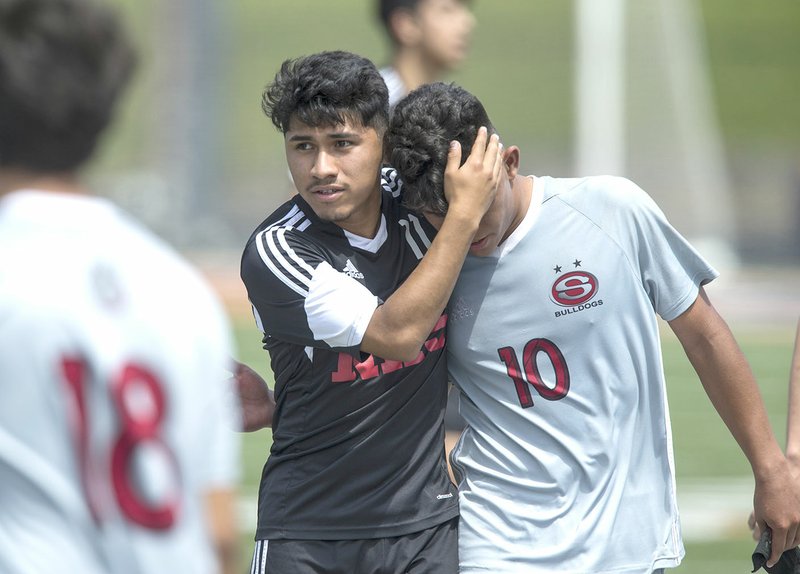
[{"left": 331, "top": 313, "right": 448, "bottom": 383}]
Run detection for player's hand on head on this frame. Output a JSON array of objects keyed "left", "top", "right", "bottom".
[{"left": 443, "top": 126, "right": 503, "bottom": 224}]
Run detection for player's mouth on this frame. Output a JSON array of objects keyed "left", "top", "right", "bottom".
[{"left": 309, "top": 186, "right": 345, "bottom": 201}]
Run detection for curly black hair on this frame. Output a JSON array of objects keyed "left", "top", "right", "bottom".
[
  {"left": 0, "top": 0, "right": 136, "bottom": 173},
  {"left": 262, "top": 51, "right": 389, "bottom": 136},
  {"left": 386, "top": 82, "right": 494, "bottom": 216}
]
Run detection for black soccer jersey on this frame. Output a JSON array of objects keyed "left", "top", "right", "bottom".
[{"left": 240, "top": 182, "right": 458, "bottom": 540}]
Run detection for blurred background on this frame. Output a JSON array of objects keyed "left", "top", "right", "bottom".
[
  {"left": 95, "top": 0, "right": 800, "bottom": 264},
  {"left": 92, "top": 1, "right": 800, "bottom": 572}
]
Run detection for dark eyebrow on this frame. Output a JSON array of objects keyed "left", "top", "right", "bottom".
[
  {"left": 328, "top": 132, "right": 360, "bottom": 139},
  {"left": 286, "top": 131, "right": 361, "bottom": 142}
]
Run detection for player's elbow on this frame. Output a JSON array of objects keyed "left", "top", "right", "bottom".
[
  {"left": 391, "top": 340, "right": 426, "bottom": 363},
  {"left": 362, "top": 330, "right": 426, "bottom": 363}
]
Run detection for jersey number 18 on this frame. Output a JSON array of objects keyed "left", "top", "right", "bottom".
[{"left": 61, "top": 356, "right": 179, "bottom": 530}]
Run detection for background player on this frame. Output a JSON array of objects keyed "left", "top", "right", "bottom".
[
  {"left": 386, "top": 81, "right": 800, "bottom": 573},
  {"left": 0, "top": 0, "right": 239, "bottom": 572},
  {"left": 240, "top": 50, "right": 501, "bottom": 573},
  {"left": 377, "top": 0, "right": 475, "bottom": 108}
]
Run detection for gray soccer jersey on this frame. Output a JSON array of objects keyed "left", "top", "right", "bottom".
[
  {"left": 0, "top": 190, "right": 238, "bottom": 574},
  {"left": 448, "top": 176, "right": 718, "bottom": 573}
]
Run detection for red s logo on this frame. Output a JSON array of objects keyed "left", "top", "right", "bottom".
[{"left": 550, "top": 271, "right": 598, "bottom": 307}]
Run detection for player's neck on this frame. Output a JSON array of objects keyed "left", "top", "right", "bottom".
[
  {"left": 392, "top": 51, "right": 445, "bottom": 93},
  {"left": 500, "top": 175, "right": 535, "bottom": 245},
  {"left": 0, "top": 168, "right": 84, "bottom": 198}
]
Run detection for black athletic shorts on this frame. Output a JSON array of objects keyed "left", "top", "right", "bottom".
[{"left": 249, "top": 517, "right": 458, "bottom": 574}]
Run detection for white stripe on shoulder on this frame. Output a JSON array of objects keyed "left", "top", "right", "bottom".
[
  {"left": 254, "top": 228, "right": 310, "bottom": 297},
  {"left": 275, "top": 228, "right": 316, "bottom": 277},
  {"left": 269, "top": 205, "right": 304, "bottom": 230},
  {"left": 268, "top": 203, "right": 311, "bottom": 232}
]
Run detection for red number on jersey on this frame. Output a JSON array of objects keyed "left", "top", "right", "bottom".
[
  {"left": 61, "top": 357, "right": 179, "bottom": 530},
  {"left": 498, "top": 338, "right": 570, "bottom": 408}
]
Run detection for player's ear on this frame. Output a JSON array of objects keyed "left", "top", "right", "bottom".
[
  {"left": 391, "top": 8, "right": 422, "bottom": 47},
  {"left": 503, "top": 145, "right": 521, "bottom": 181}
]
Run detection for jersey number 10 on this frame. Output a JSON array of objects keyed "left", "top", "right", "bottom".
[
  {"left": 498, "top": 338, "right": 570, "bottom": 408},
  {"left": 61, "top": 356, "right": 179, "bottom": 530}
]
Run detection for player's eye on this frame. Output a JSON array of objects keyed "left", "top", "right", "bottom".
[
  {"left": 334, "top": 140, "right": 353, "bottom": 149},
  {"left": 294, "top": 142, "right": 313, "bottom": 151}
]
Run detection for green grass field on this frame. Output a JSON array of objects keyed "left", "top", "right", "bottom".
[{"left": 232, "top": 317, "right": 797, "bottom": 573}]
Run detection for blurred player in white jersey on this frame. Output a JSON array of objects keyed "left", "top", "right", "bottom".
[
  {"left": 387, "top": 82, "right": 800, "bottom": 573},
  {"left": 376, "top": 0, "right": 475, "bottom": 108},
  {"left": 0, "top": 0, "right": 239, "bottom": 572}
]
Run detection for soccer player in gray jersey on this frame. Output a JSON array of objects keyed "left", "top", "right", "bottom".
[
  {"left": 240, "top": 51, "right": 502, "bottom": 573},
  {"left": 386, "top": 82, "right": 800, "bottom": 573}
]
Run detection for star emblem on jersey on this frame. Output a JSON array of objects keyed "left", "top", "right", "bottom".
[{"left": 342, "top": 259, "right": 364, "bottom": 279}]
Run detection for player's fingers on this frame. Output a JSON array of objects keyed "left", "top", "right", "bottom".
[
  {"left": 444, "top": 140, "right": 463, "bottom": 177},
  {"left": 492, "top": 142, "right": 505, "bottom": 184},
  {"left": 768, "top": 527, "right": 789, "bottom": 567},
  {"left": 481, "top": 133, "right": 501, "bottom": 173},
  {"left": 467, "top": 126, "right": 488, "bottom": 163}
]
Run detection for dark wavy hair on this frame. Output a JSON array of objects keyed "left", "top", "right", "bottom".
[
  {"left": 0, "top": 0, "right": 136, "bottom": 173},
  {"left": 386, "top": 82, "right": 494, "bottom": 216},
  {"left": 262, "top": 51, "right": 389, "bottom": 136}
]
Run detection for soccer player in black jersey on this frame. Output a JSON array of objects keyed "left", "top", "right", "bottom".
[{"left": 239, "top": 50, "right": 503, "bottom": 573}]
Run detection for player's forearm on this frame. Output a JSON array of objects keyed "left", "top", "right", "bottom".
[
  {"left": 362, "top": 130, "right": 501, "bottom": 361},
  {"left": 785, "top": 320, "right": 800, "bottom": 464},
  {"left": 362, "top": 211, "right": 480, "bottom": 361},
  {"left": 675, "top": 307, "right": 784, "bottom": 474}
]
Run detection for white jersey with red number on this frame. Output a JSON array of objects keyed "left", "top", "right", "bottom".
[
  {"left": 0, "top": 190, "right": 239, "bottom": 574},
  {"left": 449, "top": 176, "right": 718, "bottom": 574}
]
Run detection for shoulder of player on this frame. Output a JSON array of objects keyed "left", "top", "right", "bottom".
[
  {"left": 548, "top": 175, "right": 656, "bottom": 215},
  {"left": 377, "top": 178, "right": 438, "bottom": 239},
  {"left": 243, "top": 199, "right": 316, "bottom": 254}
]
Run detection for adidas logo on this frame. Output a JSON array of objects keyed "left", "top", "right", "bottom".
[
  {"left": 342, "top": 259, "right": 364, "bottom": 279},
  {"left": 451, "top": 296, "right": 475, "bottom": 322}
]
